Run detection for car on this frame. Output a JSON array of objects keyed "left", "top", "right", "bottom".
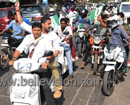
[
  {"left": 0, "top": 7, "right": 15, "bottom": 32},
  {"left": 39, "top": 3, "right": 57, "bottom": 15},
  {"left": 120, "top": 2, "right": 130, "bottom": 25},
  {"left": 20, "top": 4, "right": 44, "bottom": 24}
]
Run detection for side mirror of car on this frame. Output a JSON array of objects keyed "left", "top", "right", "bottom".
[{"left": 43, "top": 51, "right": 53, "bottom": 57}]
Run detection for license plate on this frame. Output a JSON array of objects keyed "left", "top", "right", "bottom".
[{"left": 14, "top": 90, "right": 26, "bottom": 99}]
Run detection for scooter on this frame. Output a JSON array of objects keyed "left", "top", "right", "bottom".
[
  {"left": 10, "top": 51, "right": 55, "bottom": 105},
  {"left": 102, "top": 43, "right": 126, "bottom": 96}
]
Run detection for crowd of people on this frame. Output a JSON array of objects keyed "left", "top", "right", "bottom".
[{"left": 1, "top": 1, "right": 130, "bottom": 105}]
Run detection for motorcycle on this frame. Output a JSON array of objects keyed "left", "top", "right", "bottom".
[
  {"left": 10, "top": 51, "right": 55, "bottom": 105},
  {"left": 0, "top": 34, "right": 24, "bottom": 70},
  {"left": 102, "top": 43, "right": 126, "bottom": 96},
  {"left": 77, "top": 28, "right": 89, "bottom": 57},
  {"left": 91, "top": 35, "right": 106, "bottom": 75}
]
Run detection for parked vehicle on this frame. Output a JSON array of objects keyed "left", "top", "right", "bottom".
[
  {"left": 120, "top": 2, "right": 130, "bottom": 25},
  {"left": 0, "top": 7, "right": 15, "bottom": 32},
  {"left": 102, "top": 43, "right": 126, "bottom": 96},
  {"left": 20, "top": 4, "right": 43, "bottom": 24}
]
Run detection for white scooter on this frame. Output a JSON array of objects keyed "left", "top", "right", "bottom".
[
  {"left": 10, "top": 47, "right": 69, "bottom": 105},
  {"left": 102, "top": 43, "right": 126, "bottom": 96},
  {"left": 10, "top": 51, "right": 55, "bottom": 105}
]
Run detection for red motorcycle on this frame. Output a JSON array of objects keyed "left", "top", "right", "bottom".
[{"left": 90, "top": 35, "right": 106, "bottom": 75}]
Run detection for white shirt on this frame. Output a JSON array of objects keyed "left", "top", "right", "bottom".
[
  {"left": 20, "top": 21, "right": 60, "bottom": 51},
  {"left": 16, "top": 33, "right": 52, "bottom": 64},
  {"left": 54, "top": 26, "right": 72, "bottom": 43}
]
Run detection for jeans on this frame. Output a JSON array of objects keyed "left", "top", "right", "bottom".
[
  {"left": 74, "top": 35, "right": 79, "bottom": 51},
  {"left": 121, "top": 47, "right": 127, "bottom": 70},
  {"left": 60, "top": 43, "right": 73, "bottom": 75}
]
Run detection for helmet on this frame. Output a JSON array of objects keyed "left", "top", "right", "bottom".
[
  {"left": 49, "top": 8, "right": 54, "bottom": 16},
  {"left": 107, "top": 15, "right": 121, "bottom": 29},
  {"left": 81, "top": 9, "right": 88, "bottom": 18}
]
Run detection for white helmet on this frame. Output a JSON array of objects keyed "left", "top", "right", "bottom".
[
  {"left": 107, "top": 15, "right": 121, "bottom": 29},
  {"left": 49, "top": 8, "right": 54, "bottom": 12},
  {"left": 49, "top": 8, "right": 54, "bottom": 16}
]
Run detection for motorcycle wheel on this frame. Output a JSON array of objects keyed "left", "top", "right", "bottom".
[
  {"left": 0, "top": 49, "right": 9, "bottom": 70},
  {"left": 93, "top": 54, "right": 98, "bottom": 75},
  {"left": 78, "top": 43, "right": 82, "bottom": 57},
  {"left": 103, "top": 71, "right": 115, "bottom": 96}
]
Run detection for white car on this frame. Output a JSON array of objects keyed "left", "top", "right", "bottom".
[{"left": 120, "top": 2, "right": 130, "bottom": 25}]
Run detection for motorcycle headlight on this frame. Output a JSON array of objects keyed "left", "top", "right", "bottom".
[
  {"left": 106, "top": 53, "right": 114, "bottom": 60},
  {"left": 94, "top": 37, "right": 101, "bottom": 44}
]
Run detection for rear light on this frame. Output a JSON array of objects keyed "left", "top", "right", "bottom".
[{"left": 34, "top": 17, "right": 42, "bottom": 20}]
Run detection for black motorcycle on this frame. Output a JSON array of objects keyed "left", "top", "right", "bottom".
[{"left": 0, "top": 34, "right": 24, "bottom": 70}]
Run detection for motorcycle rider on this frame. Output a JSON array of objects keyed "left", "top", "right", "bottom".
[
  {"left": 117, "top": 12, "right": 130, "bottom": 69},
  {"left": 14, "top": 1, "right": 63, "bottom": 99},
  {"left": 54, "top": 18, "right": 74, "bottom": 81},
  {"left": 0, "top": 12, "right": 25, "bottom": 40},
  {"left": 74, "top": 9, "right": 91, "bottom": 51},
  {"left": 109, "top": 15, "right": 130, "bottom": 74},
  {"left": 65, "top": 17, "right": 76, "bottom": 62},
  {"left": 9, "top": 22, "right": 56, "bottom": 105},
  {"left": 80, "top": 14, "right": 111, "bottom": 69}
]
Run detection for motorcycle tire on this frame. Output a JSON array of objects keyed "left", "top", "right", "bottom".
[
  {"left": 93, "top": 54, "right": 98, "bottom": 75},
  {"left": 78, "top": 43, "right": 82, "bottom": 58},
  {"left": 0, "top": 49, "right": 9, "bottom": 70},
  {"left": 103, "top": 71, "right": 115, "bottom": 96}
]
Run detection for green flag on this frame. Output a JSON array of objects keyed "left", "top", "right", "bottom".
[
  {"left": 79, "top": 22, "right": 82, "bottom": 28},
  {"left": 89, "top": 5, "right": 104, "bottom": 21},
  {"left": 50, "top": 14, "right": 60, "bottom": 27}
]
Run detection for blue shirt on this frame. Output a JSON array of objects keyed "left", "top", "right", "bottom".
[
  {"left": 76, "top": 17, "right": 91, "bottom": 27},
  {"left": 6, "top": 20, "right": 23, "bottom": 35},
  {"left": 23, "top": 18, "right": 31, "bottom": 25},
  {"left": 111, "top": 26, "right": 130, "bottom": 46}
]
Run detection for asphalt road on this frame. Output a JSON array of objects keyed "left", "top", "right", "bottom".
[{"left": 0, "top": 35, "right": 130, "bottom": 105}]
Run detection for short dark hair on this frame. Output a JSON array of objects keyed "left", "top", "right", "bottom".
[
  {"left": 41, "top": 16, "right": 51, "bottom": 23},
  {"left": 60, "top": 18, "right": 67, "bottom": 24},
  {"left": 101, "top": 14, "right": 108, "bottom": 19},
  {"left": 117, "top": 12, "right": 124, "bottom": 18},
  {"left": 120, "top": 12, "right": 124, "bottom": 18},
  {"left": 65, "top": 18, "right": 70, "bottom": 22},
  {"left": 32, "top": 22, "right": 42, "bottom": 29}
]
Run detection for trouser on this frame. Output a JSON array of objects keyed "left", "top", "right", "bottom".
[
  {"left": 48, "top": 60, "right": 63, "bottom": 91},
  {"left": 60, "top": 43, "right": 73, "bottom": 75},
  {"left": 124, "top": 45, "right": 129, "bottom": 58},
  {"left": 74, "top": 35, "right": 79, "bottom": 50},
  {"left": 121, "top": 47, "right": 127, "bottom": 70},
  {"left": 83, "top": 45, "right": 91, "bottom": 62},
  {"left": 69, "top": 40, "right": 76, "bottom": 59},
  {"left": 32, "top": 69, "right": 55, "bottom": 105}
]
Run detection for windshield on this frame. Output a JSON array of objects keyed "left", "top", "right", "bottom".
[
  {"left": 121, "top": 4, "right": 130, "bottom": 12},
  {"left": 21, "top": 6, "right": 41, "bottom": 14},
  {"left": 0, "top": 11, "right": 7, "bottom": 18}
]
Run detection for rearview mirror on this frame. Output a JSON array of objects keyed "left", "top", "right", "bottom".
[{"left": 43, "top": 51, "right": 53, "bottom": 57}]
